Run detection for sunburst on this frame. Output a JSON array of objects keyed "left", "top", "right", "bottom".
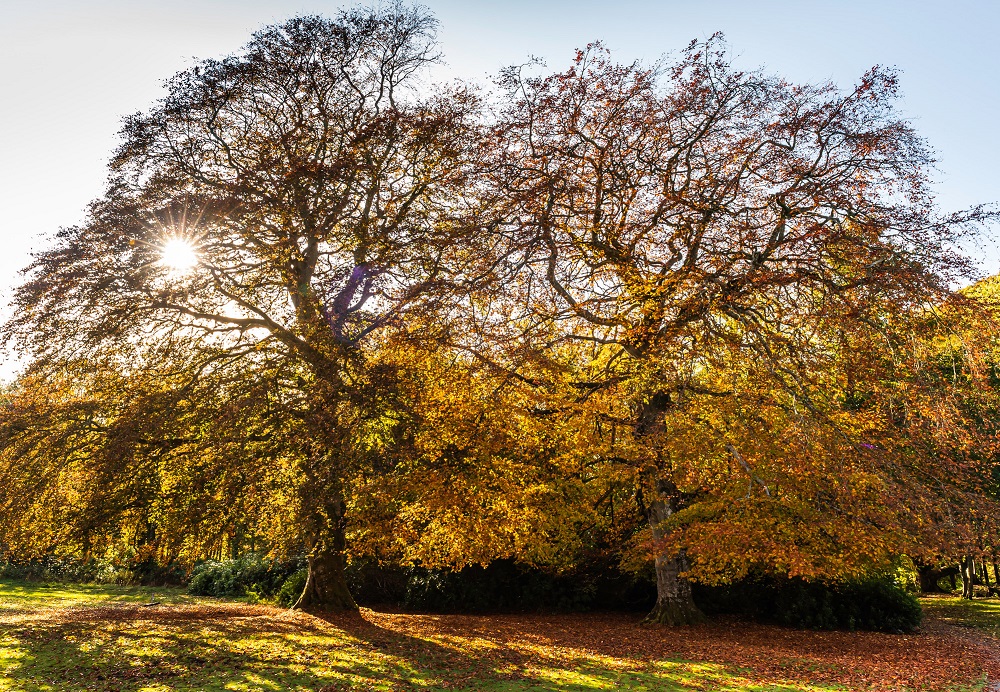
[{"left": 159, "top": 236, "right": 199, "bottom": 273}]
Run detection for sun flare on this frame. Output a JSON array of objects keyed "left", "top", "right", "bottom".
[{"left": 160, "top": 237, "right": 199, "bottom": 273}]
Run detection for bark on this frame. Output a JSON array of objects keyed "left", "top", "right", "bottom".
[
  {"left": 294, "top": 521, "right": 357, "bottom": 611},
  {"left": 644, "top": 549, "right": 704, "bottom": 625},
  {"left": 960, "top": 555, "right": 976, "bottom": 600},
  {"left": 293, "top": 470, "right": 358, "bottom": 611},
  {"left": 982, "top": 558, "right": 993, "bottom": 595},
  {"left": 643, "top": 478, "right": 704, "bottom": 626}
]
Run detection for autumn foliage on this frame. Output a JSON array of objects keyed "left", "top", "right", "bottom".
[{"left": 1, "top": 5, "right": 999, "bottom": 623}]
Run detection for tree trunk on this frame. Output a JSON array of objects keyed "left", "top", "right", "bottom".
[
  {"left": 294, "top": 535, "right": 357, "bottom": 611},
  {"left": 960, "top": 555, "right": 976, "bottom": 600},
  {"left": 644, "top": 549, "right": 704, "bottom": 625},
  {"left": 917, "top": 564, "right": 944, "bottom": 593},
  {"left": 643, "top": 478, "right": 704, "bottom": 626},
  {"left": 294, "top": 496, "right": 357, "bottom": 611}
]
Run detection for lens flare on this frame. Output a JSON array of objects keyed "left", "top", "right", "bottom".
[{"left": 160, "top": 237, "right": 199, "bottom": 273}]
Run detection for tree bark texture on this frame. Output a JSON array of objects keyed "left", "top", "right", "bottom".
[
  {"left": 294, "top": 488, "right": 358, "bottom": 611},
  {"left": 643, "top": 478, "right": 704, "bottom": 626},
  {"left": 295, "top": 539, "right": 357, "bottom": 611}
]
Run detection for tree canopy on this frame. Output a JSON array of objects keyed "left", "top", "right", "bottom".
[{"left": 2, "top": 5, "right": 998, "bottom": 622}]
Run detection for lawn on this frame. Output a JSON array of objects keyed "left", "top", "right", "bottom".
[{"left": 0, "top": 581, "right": 996, "bottom": 692}]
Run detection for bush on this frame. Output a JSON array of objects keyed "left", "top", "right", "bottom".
[
  {"left": 402, "top": 560, "right": 600, "bottom": 613},
  {"left": 694, "top": 575, "right": 923, "bottom": 632},
  {"left": 0, "top": 554, "right": 183, "bottom": 586},
  {"left": 186, "top": 553, "right": 303, "bottom": 600},
  {"left": 0, "top": 556, "right": 95, "bottom": 582},
  {"left": 277, "top": 569, "right": 308, "bottom": 607},
  {"left": 339, "top": 557, "right": 654, "bottom": 613}
]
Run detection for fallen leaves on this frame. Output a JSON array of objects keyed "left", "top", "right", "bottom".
[{"left": 0, "top": 590, "right": 997, "bottom": 691}]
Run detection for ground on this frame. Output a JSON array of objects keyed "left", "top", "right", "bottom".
[{"left": 0, "top": 582, "right": 997, "bottom": 691}]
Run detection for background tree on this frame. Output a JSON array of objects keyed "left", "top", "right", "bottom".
[{"left": 0, "top": 352, "right": 302, "bottom": 565}]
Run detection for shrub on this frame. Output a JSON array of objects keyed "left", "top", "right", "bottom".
[
  {"left": 0, "top": 554, "right": 183, "bottom": 586},
  {"left": 402, "top": 560, "right": 599, "bottom": 613},
  {"left": 186, "top": 553, "right": 302, "bottom": 599},
  {"left": 340, "top": 557, "right": 654, "bottom": 613},
  {"left": 345, "top": 559, "right": 409, "bottom": 604},
  {"left": 277, "top": 569, "right": 308, "bottom": 607},
  {"left": 694, "top": 575, "right": 923, "bottom": 632}
]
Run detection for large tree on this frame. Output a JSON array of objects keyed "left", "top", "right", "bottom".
[
  {"left": 4, "top": 16, "right": 997, "bottom": 623},
  {"left": 3, "top": 5, "right": 483, "bottom": 609},
  {"left": 486, "top": 40, "right": 996, "bottom": 623}
]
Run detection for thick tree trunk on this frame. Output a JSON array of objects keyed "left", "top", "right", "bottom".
[
  {"left": 294, "top": 536, "right": 357, "bottom": 611},
  {"left": 644, "top": 549, "right": 704, "bottom": 625},
  {"left": 982, "top": 558, "right": 992, "bottom": 595},
  {"left": 294, "top": 494, "right": 357, "bottom": 611},
  {"left": 643, "top": 478, "right": 704, "bottom": 626}
]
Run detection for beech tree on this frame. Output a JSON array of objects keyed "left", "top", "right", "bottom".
[
  {"left": 487, "top": 40, "right": 996, "bottom": 623},
  {"left": 3, "top": 5, "right": 483, "bottom": 609},
  {"left": 3, "top": 12, "right": 998, "bottom": 624}
]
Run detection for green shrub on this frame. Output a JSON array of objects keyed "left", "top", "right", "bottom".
[
  {"left": 402, "top": 560, "right": 599, "bottom": 613},
  {"left": 186, "top": 554, "right": 302, "bottom": 599},
  {"left": 340, "top": 557, "right": 654, "bottom": 613},
  {"left": 277, "top": 569, "right": 308, "bottom": 607},
  {"left": 694, "top": 575, "right": 923, "bottom": 633},
  {"left": 0, "top": 555, "right": 183, "bottom": 586}
]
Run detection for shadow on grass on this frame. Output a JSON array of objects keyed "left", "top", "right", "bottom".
[
  {"left": 1, "top": 603, "right": 439, "bottom": 691},
  {"left": 2, "top": 584, "right": 997, "bottom": 691},
  {"left": 0, "top": 600, "right": 829, "bottom": 692}
]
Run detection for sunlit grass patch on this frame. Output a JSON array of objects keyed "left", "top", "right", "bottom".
[
  {"left": 0, "top": 581, "right": 995, "bottom": 691},
  {"left": 0, "top": 580, "right": 194, "bottom": 610},
  {"left": 920, "top": 594, "right": 1000, "bottom": 637}
]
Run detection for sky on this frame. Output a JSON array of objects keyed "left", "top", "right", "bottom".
[{"left": 1, "top": 0, "right": 998, "bottom": 378}]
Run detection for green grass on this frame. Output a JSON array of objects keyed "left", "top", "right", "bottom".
[
  {"left": 0, "top": 581, "right": 195, "bottom": 609},
  {"left": 0, "top": 580, "right": 841, "bottom": 692},
  {"left": 0, "top": 581, "right": 996, "bottom": 691},
  {"left": 920, "top": 594, "right": 1000, "bottom": 638}
]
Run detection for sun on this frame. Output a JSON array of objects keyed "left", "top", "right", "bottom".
[{"left": 160, "top": 237, "right": 199, "bottom": 273}]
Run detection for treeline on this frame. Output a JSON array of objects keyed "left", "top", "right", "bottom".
[{"left": 1, "top": 3, "right": 999, "bottom": 625}]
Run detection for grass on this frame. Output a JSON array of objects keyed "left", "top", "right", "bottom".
[
  {"left": 0, "top": 581, "right": 996, "bottom": 691},
  {"left": 0, "top": 581, "right": 194, "bottom": 609},
  {"left": 920, "top": 593, "right": 1000, "bottom": 639}
]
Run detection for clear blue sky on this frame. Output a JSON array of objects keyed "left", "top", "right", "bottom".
[{"left": 2, "top": 0, "right": 998, "bottom": 377}]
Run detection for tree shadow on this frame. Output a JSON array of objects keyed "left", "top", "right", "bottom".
[
  {"left": 1, "top": 601, "right": 992, "bottom": 691},
  {"left": 0, "top": 601, "right": 761, "bottom": 691},
  {"left": 0, "top": 602, "right": 386, "bottom": 691}
]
